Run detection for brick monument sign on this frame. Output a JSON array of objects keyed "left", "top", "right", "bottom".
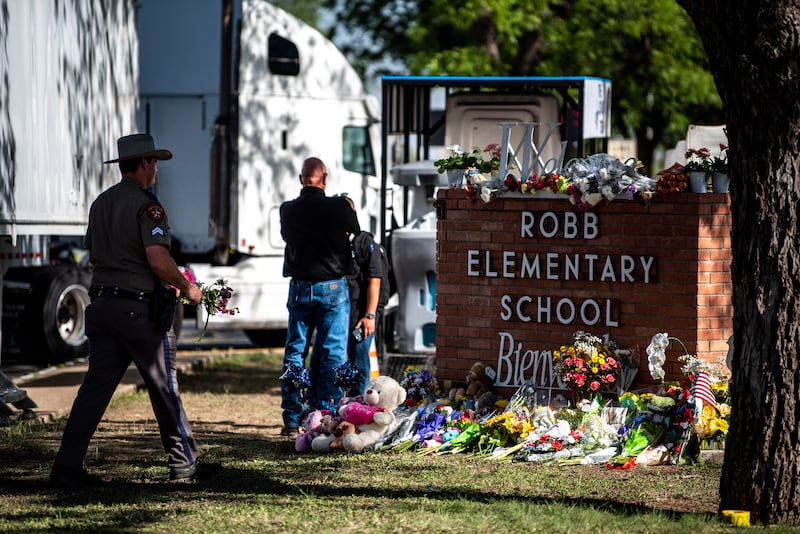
[{"left": 434, "top": 189, "right": 732, "bottom": 397}]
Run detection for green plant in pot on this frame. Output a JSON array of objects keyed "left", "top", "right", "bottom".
[{"left": 434, "top": 145, "right": 481, "bottom": 173}]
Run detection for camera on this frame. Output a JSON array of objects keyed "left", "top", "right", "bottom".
[{"left": 352, "top": 326, "right": 364, "bottom": 343}]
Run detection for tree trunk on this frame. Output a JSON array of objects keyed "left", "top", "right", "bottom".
[{"left": 678, "top": 0, "right": 800, "bottom": 526}]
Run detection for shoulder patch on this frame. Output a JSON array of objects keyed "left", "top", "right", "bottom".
[{"left": 145, "top": 202, "right": 166, "bottom": 223}]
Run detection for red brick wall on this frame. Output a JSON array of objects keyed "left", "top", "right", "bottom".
[{"left": 434, "top": 189, "right": 732, "bottom": 395}]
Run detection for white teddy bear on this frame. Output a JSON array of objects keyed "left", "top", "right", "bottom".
[{"left": 312, "top": 375, "right": 407, "bottom": 453}]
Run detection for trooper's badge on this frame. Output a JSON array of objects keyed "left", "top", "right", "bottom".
[{"left": 145, "top": 202, "right": 165, "bottom": 223}]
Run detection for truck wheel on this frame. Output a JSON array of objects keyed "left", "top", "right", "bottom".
[{"left": 22, "top": 266, "right": 91, "bottom": 364}]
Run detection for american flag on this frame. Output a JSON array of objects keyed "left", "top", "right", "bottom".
[{"left": 692, "top": 371, "right": 717, "bottom": 408}]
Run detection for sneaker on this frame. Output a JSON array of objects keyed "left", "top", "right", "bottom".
[
  {"left": 169, "top": 460, "right": 223, "bottom": 482},
  {"left": 280, "top": 426, "right": 299, "bottom": 438},
  {"left": 50, "top": 463, "right": 104, "bottom": 488}
]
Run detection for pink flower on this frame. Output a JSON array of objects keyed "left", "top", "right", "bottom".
[
  {"left": 590, "top": 380, "right": 600, "bottom": 391},
  {"left": 180, "top": 267, "right": 197, "bottom": 285}
]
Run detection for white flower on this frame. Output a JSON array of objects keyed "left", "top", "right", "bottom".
[
  {"left": 600, "top": 185, "right": 615, "bottom": 200},
  {"left": 646, "top": 332, "right": 669, "bottom": 381},
  {"left": 480, "top": 186, "right": 496, "bottom": 203},
  {"left": 584, "top": 192, "right": 603, "bottom": 206}
]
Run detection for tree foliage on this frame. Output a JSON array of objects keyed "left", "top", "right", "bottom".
[
  {"left": 322, "top": 0, "right": 722, "bottom": 169},
  {"left": 274, "top": 0, "right": 324, "bottom": 27}
]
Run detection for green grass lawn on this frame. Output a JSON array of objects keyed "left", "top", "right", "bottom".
[{"left": 0, "top": 351, "right": 779, "bottom": 533}]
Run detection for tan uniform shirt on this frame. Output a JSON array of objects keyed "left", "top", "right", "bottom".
[{"left": 85, "top": 178, "right": 171, "bottom": 291}]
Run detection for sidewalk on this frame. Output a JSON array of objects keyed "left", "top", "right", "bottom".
[
  {"left": 7, "top": 350, "right": 246, "bottom": 423},
  {"left": 2, "top": 325, "right": 256, "bottom": 423}
]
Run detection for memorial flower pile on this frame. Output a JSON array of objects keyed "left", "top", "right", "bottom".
[
  {"left": 560, "top": 154, "right": 657, "bottom": 209},
  {"left": 374, "top": 335, "right": 731, "bottom": 466},
  {"left": 459, "top": 153, "right": 657, "bottom": 209}
]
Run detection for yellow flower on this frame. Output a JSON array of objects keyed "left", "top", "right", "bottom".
[{"left": 710, "top": 417, "right": 729, "bottom": 435}]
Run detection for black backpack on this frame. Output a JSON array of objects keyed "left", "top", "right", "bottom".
[{"left": 353, "top": 232, "right": 391, "bottom": 309}]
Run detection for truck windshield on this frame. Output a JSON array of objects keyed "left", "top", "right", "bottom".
[{"left": 343, "top": 126, "right": 375, "bottom": 175}]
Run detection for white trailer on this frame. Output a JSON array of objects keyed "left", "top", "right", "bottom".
[
  {"left": 0, "top": 0, "right": 138, "bottom": 364},
  {"left": 136, "top": 0, "right": 381, "bottom": 343}
]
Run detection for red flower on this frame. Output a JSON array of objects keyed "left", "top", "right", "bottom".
[{"left": 504, "top": 175, "right": 518, "bottom": 192}]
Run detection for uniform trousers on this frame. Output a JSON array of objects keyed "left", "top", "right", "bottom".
[{"left": 54, "top": 297, "right": 199, "bottom": 470}]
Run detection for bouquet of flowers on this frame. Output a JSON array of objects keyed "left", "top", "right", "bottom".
[
  {"left": 519, "top": 172, "right": 564, "bottom": 194},
  {"left": 552, "top": 331, "right": 623, "bottom": 402},
  {"left": 560, "top": 154, "right": 657, "bottom": 209},
  {"left": 179, "top": 269, "right": 239, "bottom": 340},
  {"left": 399, "top": 366, "right": 439, "bottom": 407},
  {"left": 475, "top": 409, "right": 534, "bottom": 454}
]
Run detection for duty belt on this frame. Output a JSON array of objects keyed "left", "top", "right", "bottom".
[{"left": 89, "top": 285, "right": 154, "bottom": 302}]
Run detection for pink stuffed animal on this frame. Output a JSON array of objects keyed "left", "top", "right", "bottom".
[
  {"left": 295, "top": 409, "right": 333, "bottom": 452},
  {"left": 341, "top": 401, "right": 382, "bottom": 425}
]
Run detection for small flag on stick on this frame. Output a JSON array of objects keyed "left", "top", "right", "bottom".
[{"left": 692, "top": 371, "right": 717, "bottom": 408}]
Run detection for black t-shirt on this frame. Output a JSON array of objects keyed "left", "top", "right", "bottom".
[
  {"left": 280, "top": 187, "right": 360, "bottom": 281},
  {"left": 347, "top": 231, "right": 384, "bottom": 312}
]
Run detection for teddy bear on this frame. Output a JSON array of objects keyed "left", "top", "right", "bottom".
[
  {"left": 329, "top": 421, "right": 358, "bottom": 450},
  {"left": 312, "top": 375, "right": 407, "bottom": 453},
  {"left": 448, "top": 362, "right": 495, "bottom": 408},
  {"left": 295, "top": 409, "right": 335, "bottom": 452}
]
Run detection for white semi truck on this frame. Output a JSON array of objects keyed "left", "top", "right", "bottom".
[
  {"left": 136, "top": 0, "right": 382, "bottom": 345},
  {"left": 0, "top": 0, "right": 382, "bottom": 371}
]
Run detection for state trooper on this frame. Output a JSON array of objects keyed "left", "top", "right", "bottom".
[{"left": 51, "top": 134, "right": 221, "bottom": 486}]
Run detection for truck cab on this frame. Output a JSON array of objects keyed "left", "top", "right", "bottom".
[{"left": 137, "top": 0, "right": 381, "bottom": 341}]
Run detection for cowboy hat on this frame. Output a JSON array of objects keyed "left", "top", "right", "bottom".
[{"left": 103, "top": 133, "right": 173, "bottom": 163}]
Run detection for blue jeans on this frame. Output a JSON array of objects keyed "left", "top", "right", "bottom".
[
  {"left": 281, "top": 278, "right": 350, "bottom": 428},
  {"left": 348, "top": 306, "right": 376, "bottom": 397}
]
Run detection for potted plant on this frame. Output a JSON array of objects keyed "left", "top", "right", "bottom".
[
  {"left": 434, "top": 145, "right": 481, "bottom": 185},
  {"left": 711, "top": 143, "right": 729, "bottom": 193},
  {"left": 684, "top": 146, "right": 713, "bottom": 193},
  {"left": 478, "top": 143, "right": 501, "bottom": 176}
]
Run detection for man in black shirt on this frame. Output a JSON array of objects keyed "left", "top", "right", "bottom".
[{"left": 279, "top": 157, "right": 360, "bottom": 436}]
